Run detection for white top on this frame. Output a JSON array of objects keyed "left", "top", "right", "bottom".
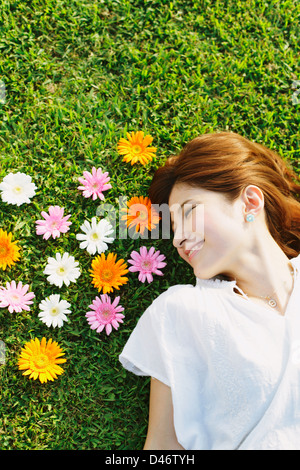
[{"left": 119, "top": 254, "right": 300, "bottom": 450}]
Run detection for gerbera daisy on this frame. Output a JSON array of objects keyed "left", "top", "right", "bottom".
[
  {"left": 86, "top": 294, "right": 125, "bottom": 335},
  {"left": 36, "top": 206, "right": 72, "bottom": 240},
  {"left": 0, "top": 280, "right": 35, "bottom": 313},
  {"left": 78, "top": 167, "right": 112, "bottom": 201},
  {"left": 76, "top": 217, "right": 114, "bottom": 255},
  {"left": 121, "top": 196, "right": 160, "bottom": 235},
  {"left": 43, "top": 252, "right": 81, "bottom": 288},
  {"left": 90, "top": 252, "right": 128, "bottom": 294},
  {"left": 0, "top": 172, "right": 37, "bottom": 206},
  {"left": 128, "top": 246, "right": 167, "bottom": 283},
  {"left": 0, "top": 229, "right": 21, "bottom": 270},
  {"left": 38, "top": 294, "right": 71, "bottom": 328},
  {"left": 117, "top": 131, "right": 156, "bottom": 165},
  {"left": 18, "top": 337, "right": 66, "bottom": 383}
]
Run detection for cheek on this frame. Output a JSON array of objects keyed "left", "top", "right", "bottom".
[
  {"left": 203, "top": 212, "right": 239, "bottom": 245},
  {"left": 200, "top": 211, "right": 215, "bottom": 240}
]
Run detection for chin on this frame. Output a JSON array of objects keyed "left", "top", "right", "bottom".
[
  {"left": 194, "top": 265, "right": 233, "bottom": 282},
  {"left": 193, "top": 267, "right": 216, "bottom": 280},
  {"left": 193, "top": 259, "right": 225, "bottom": 280}
]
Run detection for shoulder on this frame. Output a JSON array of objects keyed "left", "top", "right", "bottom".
[
  {"left": 141, "top": 283, "right": 205, "bottom": 327},
  {"left": 150, "top": 283, "right": 201, "bottom": 310}
]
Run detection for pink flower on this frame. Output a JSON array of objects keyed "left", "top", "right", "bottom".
[
  {"left": 78, "top": 167, "right": 112, "bottom": 201},
  {"left": 36, "top": 206, "right": 72, "bottom": 240},
  {"left": 128, "top": 246, "right": 167, "bottom": 283},
  {"left": 86, "top": 294, "right": 124, "bottom": 335},
  {"left": 0, "top": 280, "right": 35, "bottom": 313}
]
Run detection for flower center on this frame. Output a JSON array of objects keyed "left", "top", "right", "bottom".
[
  {"left": 141, "top": 260, "right": 152, "bottom": 270},
  {"left": 98, "top": 306, "right": 114, "bottom": 323},
  {"left": 0, "top": 244, "right": 8, "bottom": 256},
  {"left": 13, "top": 186, "right": 23, "bottom": 194},
  {"left": 91, "top": 232, "right": 99, "bottom": 240},
  {"left": 9, "top": 293, "right": 20, "bottom": 303},
  {"left": 50, "top": 307, "right": 59, "bottom": 316},
  {"left": 56, "top": 266, "right": 66, "bottom": 275},
  {"left": 137, "top": 210, "right": 148, "bottom": 221},
  {"left": 101, "top": 269, "right": 113, "bottom": 282},
  {"left": 51, "top": 221, "right": 58, "bottom": 228},
  {"left": 92, "top": 182, "right": 99, "bottom": 189},
  {"left": 102, "top": 307, "right": 112, "bottom": 318},
  {"left": 132, "top": 144, "right": 142, "bottom": 154},
  {"left": 34, "top": 354, "right": 50, "bottom": 370}
]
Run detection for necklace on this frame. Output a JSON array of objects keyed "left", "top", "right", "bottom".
[{"left": 242, "top": 265, "right": 295, "bottom": 309}]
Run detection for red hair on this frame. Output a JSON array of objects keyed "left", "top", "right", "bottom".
[{"left": 149, "top": 132, "right": 300, "bottom": 258}]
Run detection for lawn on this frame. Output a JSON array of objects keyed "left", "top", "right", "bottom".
[{"left": 0, "top": 0, "right": 299, "bottom": 450}]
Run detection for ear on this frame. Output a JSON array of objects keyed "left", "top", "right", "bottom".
[{"left": 241, "top": 185, "right": 264, "bottom": 218}]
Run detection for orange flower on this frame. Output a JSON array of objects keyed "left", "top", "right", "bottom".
[
  {"left": 117, "top": 131, "right": 156, "bottom": 165},
  {"left": 18, "top": 337, "right": 66, "bottom": 384},
  {"left": 90, "top": 252, "right": 129, "bottom": 294},
  {"left": 0, "top": 229, "right": 20, "bottom": 270},
  {"left": 121, "top": 196, "right": 160, "bottom": 235}
]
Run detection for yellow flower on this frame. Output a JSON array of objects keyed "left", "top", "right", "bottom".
[
  {"left": 90, "top": 252, "right": 129, "bottom": 294},
  {"left": 117, "top": 131, "right": 157, "bottom": 165},
  {"left": 18, "top": 337, "right": 66, "bottom": 384},
  {"left": 121, "top": 196, "right": 160, "bottom": 235},
  {"left": 0, "top": 229, "right": 21, "bottom": 270}
]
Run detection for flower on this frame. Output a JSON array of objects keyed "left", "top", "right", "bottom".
[
  {"left": 121, "top": 196, "right": 160, "bottom": 235},
  {"left": 0, "top": 280, "right": 35, "bottom": 313},
  {"left": 76, "top": 217, "right": 114, "bottom": 255},
  {"left": 90, "top": 252, "right": 128, "bottom": 294},
  {"left": 0, "top": 229, "right": 21, "bottom": 270},
  {"left": 38, "top": 294, "right": 71, "bottom": 328},
  {"left": 117, "top": 131, "right": 156, "bottom": 165},
  {"left": 78, "top": 167, "right": 112, "bottom": 201},
  {"left": 128, "top": 246, "right": 167, "bottom": 283},
  {"left": 44, "top": 252, "right": 81, "bottom": 287},
  {"left": 18, "top": 337, "right": 66, "bottom": 383},
  {"left": 35, "top": 206, "right": 72, "bottom": 240},
  {"left": 86, "top": 294, "right": 124, "bottom": 335},
  {"left": 0, "top": 172, "right": 37, "bottom": 206}
]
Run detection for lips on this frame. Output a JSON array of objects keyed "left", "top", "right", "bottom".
[{"left": 184, "top": 240, "right": 205, "bottom": 260}]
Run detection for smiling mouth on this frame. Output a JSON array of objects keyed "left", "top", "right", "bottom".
[{"left": 184, "top": 240, "right": 205, "bottom": 260}]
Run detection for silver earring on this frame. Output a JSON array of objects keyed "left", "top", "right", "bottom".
[{"left": 246, "top": 214, "right": 255, "bottom": 222}]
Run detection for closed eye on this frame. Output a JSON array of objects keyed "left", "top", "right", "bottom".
[{"left": 184, "top": 204, "right": 197, "bottom": 218}]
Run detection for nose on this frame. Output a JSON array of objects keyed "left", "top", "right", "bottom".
[{"left": 172, "top": 224, "right": 187, "bottom": 249}]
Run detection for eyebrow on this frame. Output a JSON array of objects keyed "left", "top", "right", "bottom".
[{"left": 170, "top": 198, "right": 197, "bottom": 230}]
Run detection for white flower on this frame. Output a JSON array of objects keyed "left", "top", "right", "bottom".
[
  {"left": 76, "top": 217, "right": 115, "bottom": 255},
  {"left": 38, "top": 294, "right": 71, "bottom": 328},
  {"left": 43, "top": 252, "right": 81, "bottom": 287},
  {"left": 0, "top": 172, "right": 37, "bottom": 206}
]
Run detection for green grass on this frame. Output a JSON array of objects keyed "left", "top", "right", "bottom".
[{"left": 0, "top": 0, "right": 299, "bottom": 450}]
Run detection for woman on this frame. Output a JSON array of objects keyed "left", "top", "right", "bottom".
[{"left": 119, "top": 131, "right": 300, "bottom": 450}]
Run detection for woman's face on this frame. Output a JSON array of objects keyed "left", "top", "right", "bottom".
[{"left": 168, "top": 183, "right": 248, "bottom": 279}]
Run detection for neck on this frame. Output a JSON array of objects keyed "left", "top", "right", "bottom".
[{"left": 223, "top": 234, "right": 295, "bottom": 315}]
